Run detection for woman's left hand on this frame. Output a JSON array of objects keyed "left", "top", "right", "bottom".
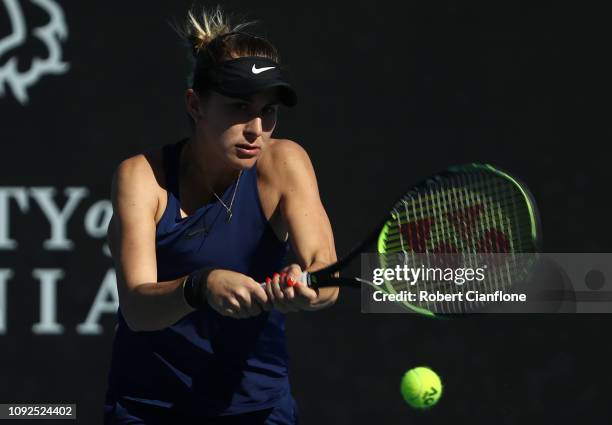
[{"left": 263, "top": 264, "right": 319, "bottom": 313}]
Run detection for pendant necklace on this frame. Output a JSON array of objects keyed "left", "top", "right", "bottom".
[{"left": 211, "top": 170, "right": 242, "bottom": 223}]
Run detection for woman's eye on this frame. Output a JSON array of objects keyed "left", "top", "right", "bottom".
[{"left": 263, "top": 106, "right": 277, "bottom": 114}]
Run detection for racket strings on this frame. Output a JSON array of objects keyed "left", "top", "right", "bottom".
[
  {"left": 377, "top": 170, "right": 537, "bottom": 314},
  {"left": 384, "top": 177, "right": 530, "bottom": 253}
]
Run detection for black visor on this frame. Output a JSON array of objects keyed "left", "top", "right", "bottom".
[{"left": 204, "top": 57, "right": 297, "bottom": 107}]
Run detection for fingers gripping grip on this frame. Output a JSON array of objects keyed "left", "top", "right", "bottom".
[{"left": 259, "top": 271, "right": 310, "bottom": 288}]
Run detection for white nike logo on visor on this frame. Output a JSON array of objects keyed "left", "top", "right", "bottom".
[{"left": 252, "top": 64, "right": 275, "bottom": 74}]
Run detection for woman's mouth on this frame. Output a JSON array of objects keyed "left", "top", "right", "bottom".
[{"left": 235, "top": 144, "right": 260, "bottom": 157}]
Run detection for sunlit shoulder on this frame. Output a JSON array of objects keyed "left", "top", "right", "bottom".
[{"left": 260, "top": 138, "right": 312, "bottom": 173}]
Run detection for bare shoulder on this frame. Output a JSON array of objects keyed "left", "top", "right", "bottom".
[
  {"left": 258, "top": 138, "right": 313, "bottom": 180},
  {"left": 266, "top": 138, "right": 310, "bottom": 163},
  {"left": 114, "top": 148, "right": 162, "bottom": 191},
  {"left": 112, "top": 147, "right": 165, "bottom": 216},
  {"left": 255, "top": 138, "right": 319, "bottom": 238},
  {"left": 256, "top": 138, "right": 320, "bottom": 208}
]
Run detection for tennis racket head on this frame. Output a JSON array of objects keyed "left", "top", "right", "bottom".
[
  {"left": 378, "top": 163, "right": 541, "bottom": 255},
  {"left": 307, "top": 163, "right": 542, "bottom": 316},
  {"left": 373, "top": 163, "right": 541, "bottom": 315}
]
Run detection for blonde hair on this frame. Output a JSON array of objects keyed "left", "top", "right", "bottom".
[
  {"left": 186, "top": 7, "right": 248, "bottom": 56},
  {"left": 179, "top": 6, "right": 280, "bottom": 93}
]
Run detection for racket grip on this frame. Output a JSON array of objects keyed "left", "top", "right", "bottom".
[{"left": 259, "top": 271, "right": 310, "bottom": 288}]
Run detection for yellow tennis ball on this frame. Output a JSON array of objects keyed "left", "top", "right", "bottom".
[{"left": 400, "top": 366, "right": 443, "bottom": 409}]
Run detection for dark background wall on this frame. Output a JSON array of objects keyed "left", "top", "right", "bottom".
[{"left": 1, "top": 1, "right": 610, "bottom": 423}]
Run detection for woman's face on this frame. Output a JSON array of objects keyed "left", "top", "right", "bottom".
[{"left": 187, "top": 88, "right": 280, "bottom": 169}]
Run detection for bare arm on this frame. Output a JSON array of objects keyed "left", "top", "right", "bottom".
[
  {"left": 263, "top": 140, "right": 339, "bottom": 310},
  {"left": 108, "top": 155, "right": 196, "bottom": 331}
]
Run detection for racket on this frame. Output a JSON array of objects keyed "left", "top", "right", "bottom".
[{"left": 280, "top": 163, "right": 542, "bottom": 316}]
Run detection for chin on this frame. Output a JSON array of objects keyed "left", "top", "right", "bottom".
[{"left": 231, "top": 155, "right": 258, "bottom": 169}]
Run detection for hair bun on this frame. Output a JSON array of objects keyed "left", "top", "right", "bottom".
[{"left": 185, "top": 7, "right": 234, "bottom": 56}]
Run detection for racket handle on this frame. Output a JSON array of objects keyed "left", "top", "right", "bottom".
[{"left": 259, "top": 271, "right": 311, "bottom": 288}]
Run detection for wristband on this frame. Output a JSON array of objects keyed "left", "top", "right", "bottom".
[{"left": 182, "top": 269, "right": 209, "bottom": 309}]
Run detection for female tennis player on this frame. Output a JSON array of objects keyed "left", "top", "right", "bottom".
[{"left": 103, "top": 7, "right": 338, "bottom": 425}]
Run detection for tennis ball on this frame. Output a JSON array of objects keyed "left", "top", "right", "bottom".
[{"left": 400, "top": 366, "right": 443, "bottom": 409}]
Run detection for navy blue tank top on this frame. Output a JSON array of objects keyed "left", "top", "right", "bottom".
[{"left": 105, "top": 138, "right": 291, "bottom": 416}]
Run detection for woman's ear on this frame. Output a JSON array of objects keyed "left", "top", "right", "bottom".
[{"left": 185, "top": 89, "right": 203, "bottom": 122}]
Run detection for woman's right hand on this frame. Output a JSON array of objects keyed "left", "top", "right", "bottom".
[{"left": 205, "top": 269, "right": 270, "bottom": 319}]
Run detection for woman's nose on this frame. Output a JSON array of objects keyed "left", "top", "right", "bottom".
[{"left": 244, "top": 117, "right": 263, "bottom": 140}]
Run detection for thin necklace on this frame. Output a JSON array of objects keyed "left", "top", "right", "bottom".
[
  {"left": 183, "top": 171, "right": 242, "bottom": 239},
  {"left": 211, "top": 170, "right": 242, "bottom": 222}
]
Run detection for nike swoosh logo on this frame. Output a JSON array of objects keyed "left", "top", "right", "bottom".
[{"left": 252, "top": 64, "right": 275, "bottom": 74}]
